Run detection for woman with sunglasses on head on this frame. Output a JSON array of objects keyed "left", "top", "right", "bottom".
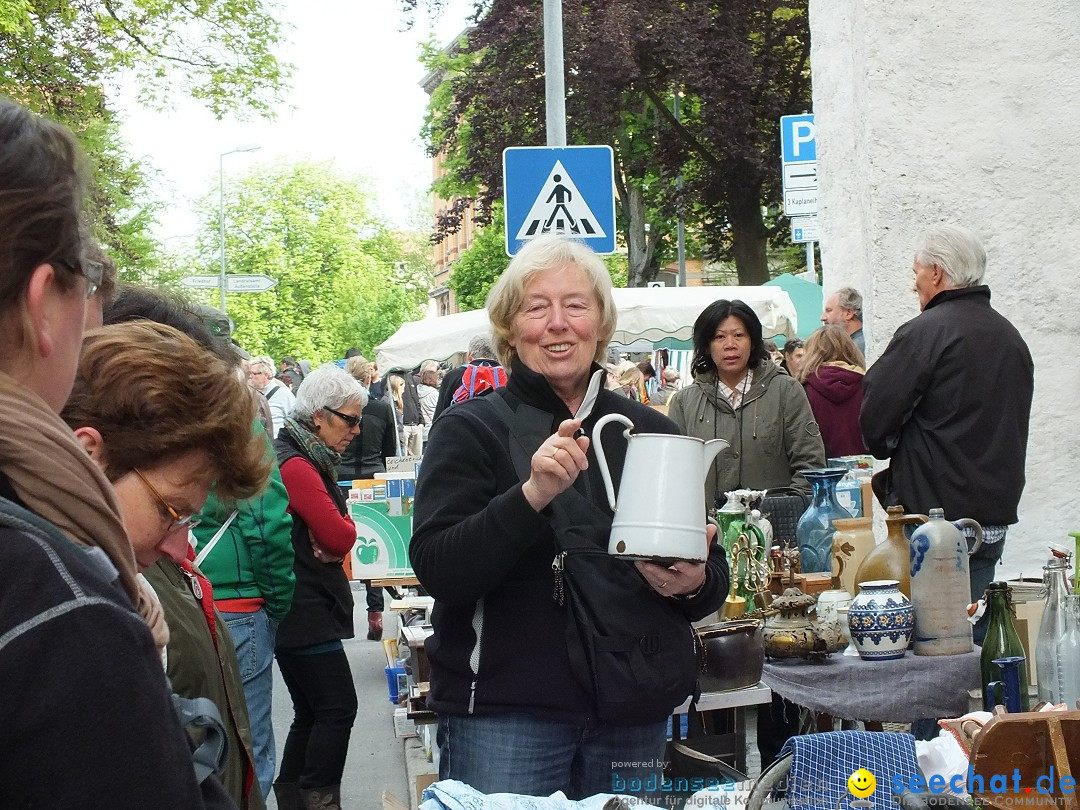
[
  {"left": 272, "top": 364, "right": 366, "bottom": 810},
  {"left": 0, "top": 97, "right": 237, "bottom": 808}
]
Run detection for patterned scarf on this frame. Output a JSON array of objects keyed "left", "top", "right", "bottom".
[{"left": 283, "top": 416, "right": 342, "bottom": 481}]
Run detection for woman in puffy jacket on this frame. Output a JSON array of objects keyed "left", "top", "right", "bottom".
[
  {"left": 798, "top": 325, "right": 866, "bottom": 458},
  {"left": 667, "top": 299, "right": 825, "bottom": 506}
]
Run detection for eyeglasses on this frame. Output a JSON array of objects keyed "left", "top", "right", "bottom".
[
  {"left": 324, "top": 407, "right": 361, "bottom": 429},
  {"left": 55, "top": 257, "right": 104, "bottom": 300},
  {"left": 132, "top": 468, "right": 202, "bottom": 534}
]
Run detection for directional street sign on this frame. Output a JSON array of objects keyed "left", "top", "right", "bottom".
[
  {"left": 503, "top": 145, "right": 616, "bottom": 255},
  {"left": 180, "top": 275, "right": 221, "bottom": 289},
  {"left": 790, "top": 216, "right": 820, "bottom": 243},
  {"left": 178, "top": 274, "right": 278, "bottom": 292},
  {"left": 782, "top": 162, "right": 818, "bottom": 192},
  {"left": 226, "top": 274, "right": 277, "bottom": 293},
  {"left": 780, "top": 114, "right": 819, "bottom": 224}
]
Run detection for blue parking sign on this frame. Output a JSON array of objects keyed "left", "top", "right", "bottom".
[
  {"left": 503, "top": 145, "right": 616, "bottom": 255},
  {"left": 780, "top": 114, "right": 816, "bottom": 163}
]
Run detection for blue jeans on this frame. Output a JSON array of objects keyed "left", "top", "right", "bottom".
[
  {"left": 437, "top": 712, "right": 668, "bottom": 800},
  {"left": 221, "top": 608, "right": 277, "bottom": 801}
]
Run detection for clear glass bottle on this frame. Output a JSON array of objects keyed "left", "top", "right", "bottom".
[
  {"left": 1035, "top": 553, "right": 1080, "bottom": 705},
  {"left": 980, "top": 582, "right": 1030, "bottom": 712}
]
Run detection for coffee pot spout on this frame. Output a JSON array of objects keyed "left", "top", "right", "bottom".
[{"left": 702, "top": 438, "right": 729, "bottom": 479}]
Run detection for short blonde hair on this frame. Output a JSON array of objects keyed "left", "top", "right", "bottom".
[{"left": 486, "top": 235, "right": 617, "bottom": 368}]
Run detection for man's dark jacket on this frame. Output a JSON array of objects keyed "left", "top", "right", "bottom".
[
  {"left": 860, "top": 285, "right": 1033, "bottom": 524},
  {"left": 338, "top": 397, "right": 399, "bottom": 481},
  {"left": 410, "top": 360, "right": 727, "bottom": 725}
]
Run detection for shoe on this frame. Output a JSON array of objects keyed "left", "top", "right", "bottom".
[
  {"left": 367, "top": 611, "right": 383, "bottom": 641},
  {"left": 272, "top": 781, "right": 302, "bottom": 810},
  {"left": 300, "top": 784, "right": 341, "bottom": 810}
]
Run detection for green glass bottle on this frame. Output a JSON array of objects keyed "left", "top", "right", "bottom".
[{"left": 981, "top": 581, "right": 1031, "bottom": 712}]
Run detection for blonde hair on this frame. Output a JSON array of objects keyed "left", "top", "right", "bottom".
[
  {"left": 486, "top": 235, "right": 617, "bottom": 368},
  {"left": 389, "top": 375, "right": 404, "bottom": 411},
  {"left": 798, "top": 326, "right": 866, "bottom": 382}
]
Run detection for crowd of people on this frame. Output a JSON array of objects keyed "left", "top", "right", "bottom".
[{"left": 0, "top": 94, "right": 1034, "bottom": 808}]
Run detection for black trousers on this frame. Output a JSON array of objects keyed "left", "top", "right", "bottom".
[{"left": 276, "top": 646, "right": 358, "bottom": 788}]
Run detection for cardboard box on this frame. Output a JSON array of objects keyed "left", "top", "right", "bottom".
[
  {"left": 416, "top": 774, "right": 438, "bottom": 805},
  {"left": 392, "top": 706, "right": 416, "bottom": 738}
]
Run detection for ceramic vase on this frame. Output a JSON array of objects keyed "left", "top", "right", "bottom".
[
  {"left": 909, "top": 509, "right": 982, "bottom": 656},
  {"left": 849, "top": 579, "right": 914, "bottom": 660},
  {"left": 832, "top": 516, "right": 875, "bottom": 596},
  {"left": 796, "top": 468, "right": 852, "bottom": 574},
  {"left": 853, "top": 505, "right": 927, "bottom": 598}
]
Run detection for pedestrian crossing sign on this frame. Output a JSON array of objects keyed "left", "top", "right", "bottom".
[{"left": 503, "top": 145, "right": 616, "bottom": 255}]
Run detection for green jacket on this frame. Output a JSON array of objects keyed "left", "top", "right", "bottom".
[
  {"left": 144, "top": 560, "right": 264, "bottom": 810},
  {"left": 667, "top": 360, "right": 825, "bottom": 504},
  {"left": 193, "top": 421, "right": 295, "bottom": 622}
]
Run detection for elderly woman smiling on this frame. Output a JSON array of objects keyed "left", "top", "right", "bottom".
[
  {"left": 272, "top": 364, "right": 366, "bottom": 810},
  {"left": 410, "top": 235, "right": 728, "bottom": 800}
]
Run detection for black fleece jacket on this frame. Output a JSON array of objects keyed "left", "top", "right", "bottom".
[
  {"left": 410, "top": 360, "right": 727, "bottom": 723},
  {"left": 861, "top": 286, "right": 1033, "bottom": 524}
]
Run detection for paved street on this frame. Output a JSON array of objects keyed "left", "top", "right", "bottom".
[{"left": 266, "top": 593, "right": 417, "bottom": 809}]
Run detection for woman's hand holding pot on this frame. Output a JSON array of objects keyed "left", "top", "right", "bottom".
[
  {"left": 522, "top": 418, "right": 590, "bottom": 512},
  {"left": 635, "top": 523, "right": 717, "bottom": 597}
]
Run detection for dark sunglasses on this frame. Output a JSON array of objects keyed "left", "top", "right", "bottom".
[
  {"left": 324, "top": 407, "right": 361, "bottom": 428},
  {"left": 55, "top": 256, "right": 104, "bottom": 300}
]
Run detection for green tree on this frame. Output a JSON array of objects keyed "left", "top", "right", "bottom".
[
  {"left": 0, "top": 0, "right": 291, "bottom": 278},
  {"left": 189, "top": 161, "right": 430, "bottom": 362},
  {"left": 417, "top": 0, "right": 810, "bottom": 285}
]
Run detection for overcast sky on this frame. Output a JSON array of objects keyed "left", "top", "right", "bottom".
[{"left": 117, "top": 0, "right": 474, "bottom": 240}]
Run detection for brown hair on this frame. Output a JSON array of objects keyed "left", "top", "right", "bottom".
[
  {"left": 0, "top": 99, "right": 89, "bottom": 352},
  {"left": 419, "top": 368, "right": 439, "bottom": 387},
  {"left": 61, "top": 322, "right": 271, "bottom": 502},
  {"left": 345, "top": 355, "right": 371, "bottom": 384},
  {"left": 797, "top": 325, "right": 866, "bottom": 383}
]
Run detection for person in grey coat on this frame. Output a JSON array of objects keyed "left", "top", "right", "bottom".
[{"left": 668, "top": 299, "right": 825, "bottom": 506}]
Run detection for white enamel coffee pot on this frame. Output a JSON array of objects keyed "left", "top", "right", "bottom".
[{"left": 592, "top": 413, "right": 728, "bottom": 563}]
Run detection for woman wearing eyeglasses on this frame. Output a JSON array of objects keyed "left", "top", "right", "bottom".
[
  {"left": 272, "top": 364, "right": 366, "bottom": 810},
  {"left": 60, "top": 320, "right": 271, "bottom": 808},
  {"left": 0, "top": 98, "right": 244, "bottom": 808}
]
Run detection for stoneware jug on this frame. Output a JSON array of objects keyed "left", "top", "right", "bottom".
[
  {"left": 854, "top": 505, "right": 927, "bottom": 598},
  {"left": 593, "top": 412, "right": 728, "bottom": 563},
  {"left": 909, "top": 509, "right": 983, "bottom": 656},
  {"left": 832, "top": 516, "right": 875, "bottom": 595}
]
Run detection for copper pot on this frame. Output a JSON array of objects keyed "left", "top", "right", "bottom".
[{"left": 697, "top": 620, "right": 765, "bottom": 691}]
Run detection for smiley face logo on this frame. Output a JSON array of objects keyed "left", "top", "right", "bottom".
[{"left": 848, "top": 769, "right": 876, "bottom": 798}]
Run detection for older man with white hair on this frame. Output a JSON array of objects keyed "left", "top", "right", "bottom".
[{"left": 861, "top": 224, "right": 1034, "bottom": 614}]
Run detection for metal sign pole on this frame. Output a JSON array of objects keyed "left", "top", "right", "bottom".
[
  {"left": 543, "top": 0, "right": 566, "bottom": 147},
  {"left": 806, "top": 241, "right": 815, "bottom": 279}
]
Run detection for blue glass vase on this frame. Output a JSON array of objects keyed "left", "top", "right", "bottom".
[{"left": 795, "top": 468, "right": 852, "bottom": 574}]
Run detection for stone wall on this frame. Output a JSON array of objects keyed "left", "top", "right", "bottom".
[{"left": 810, "top": 0, "right": 1080, "bottom": 574}]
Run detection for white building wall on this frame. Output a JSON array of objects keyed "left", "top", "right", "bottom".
[{"left": 810, "top": 0, "right": 1080, "bottom": 575}]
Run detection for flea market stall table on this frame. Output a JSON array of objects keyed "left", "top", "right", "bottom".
[
  {"left": 761, "top": 650, "right": 981, "bottom": 730},
  {"left": 671, "top": 683, "right": 773, "bottom": 773}
]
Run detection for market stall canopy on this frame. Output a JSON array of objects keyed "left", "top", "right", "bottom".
[
  {"left": 762, "top": 273, "right": 824, "bottom": 342},
  {"left": 375, "top": 285, "right": 797, "bottom": 370}
]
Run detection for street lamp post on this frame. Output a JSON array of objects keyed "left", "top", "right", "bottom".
[{"left": 219, "top": 144, "right": 260, "bottom": 313}]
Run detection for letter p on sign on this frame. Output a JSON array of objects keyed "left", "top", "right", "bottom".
[{"left": 781, "top": 114, "right": 817, "bottom": 163}]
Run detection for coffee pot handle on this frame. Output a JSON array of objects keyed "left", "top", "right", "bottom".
[
  {"left": 591, "top": 413, "right": 634, "bottom": 512},
  {"left": 954, "top": 518, "right": 984, "bottom": 555}
]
